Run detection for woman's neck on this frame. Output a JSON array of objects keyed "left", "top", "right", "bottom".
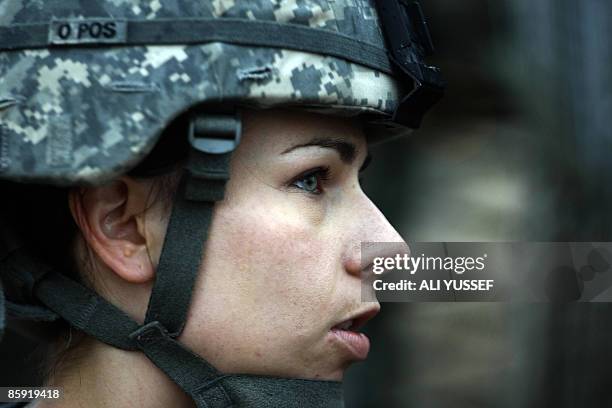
[{"left": 39, "top": 339, "right": 194, "bottom": 408}]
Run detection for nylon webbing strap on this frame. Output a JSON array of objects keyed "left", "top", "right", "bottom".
[
  {"left": 0, "top": 18, "right": 395, "bottom": 76},
  {"left": 32, "top": 270, "right": 233, "bottom": 405},
  {"left": 142, "top": 176, "right": 214, "bottom": 336},
  {"left": 144, "top": 113, "right": 239, "bottom": 337},
  {"left": 34, "top": 272, "right": 140, "bottom": 350},
  {"left": 5, "top": 300, "right": 58, "bottom": 321},
  {"left": 130, "top": 321, "right": 231, "bottom": 408}
]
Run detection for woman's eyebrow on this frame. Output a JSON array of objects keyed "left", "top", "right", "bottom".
[{"left": 281, "top": 137, "right": 357, "bottom": 164}]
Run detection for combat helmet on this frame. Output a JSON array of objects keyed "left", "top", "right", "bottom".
[{"left": 0, "top": 1, "right": 444, "bottom": 406}]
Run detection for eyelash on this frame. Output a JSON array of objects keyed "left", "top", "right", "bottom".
[{"left": 290, "top": 167, "right": 331, "bottom": 195}]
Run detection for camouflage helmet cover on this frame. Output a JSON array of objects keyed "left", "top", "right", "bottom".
[{"left": 0, "top": 0, "right": 440, "bottom": 186}]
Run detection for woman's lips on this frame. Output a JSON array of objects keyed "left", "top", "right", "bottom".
[
  {"left": 329, "top": 328, "right": 371, "bottom": 360},
  {"left": 328, "top": 305, "right": 378, "bottom": 360}
]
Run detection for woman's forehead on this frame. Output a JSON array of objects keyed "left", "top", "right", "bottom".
[{"left": 240, "top": 108, "right": 366, "bottom": 155}]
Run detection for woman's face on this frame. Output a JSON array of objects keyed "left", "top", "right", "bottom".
[{"left": 178, "top": 109, "right": 404, "bottom": 381}]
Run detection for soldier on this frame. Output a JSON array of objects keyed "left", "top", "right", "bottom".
[{"left": 0, "top": 1, "right": 443, "bottom": 407}]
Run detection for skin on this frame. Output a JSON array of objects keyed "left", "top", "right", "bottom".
[{"left": 37, "top": 108, "right": 406, "bottom": 408}]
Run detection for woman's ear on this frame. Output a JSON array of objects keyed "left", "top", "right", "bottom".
[{"left": 68, "top": 178, "right": 158, "bottom": 284}]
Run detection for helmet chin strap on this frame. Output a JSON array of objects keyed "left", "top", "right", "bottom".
[
  {"left": 130, "top": 321, "right": 344, "bottom": 408},
  {"left": 9, "top": 111, "right": 344, "bottom": 407},
  {"left": 143, "top": 110, "right": 242, "bottom": 338}
]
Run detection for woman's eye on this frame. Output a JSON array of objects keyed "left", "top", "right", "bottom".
[
  {"left": 291, "top": 167, "right": 330, "bottom": 195},
  {"left": 295, "top": 174, "right": 320, "bottom": 193}
]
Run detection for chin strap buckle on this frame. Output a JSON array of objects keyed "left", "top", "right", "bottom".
[
  {"left": 130, "top": 321, "right": 233, "bottom": 408},
  {"left": 189, "top": 112, "right": 242, "bottom": 155},
  {"left": 183, "top": 111, "right": 241, "bottom": 202}
]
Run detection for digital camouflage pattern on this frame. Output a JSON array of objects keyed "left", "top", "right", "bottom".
[{"left": 0, "top": 0, "right": 406, "bottom": 185}]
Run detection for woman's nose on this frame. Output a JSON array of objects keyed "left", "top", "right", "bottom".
[{"left": 344, "top": 198, "right": 410, "bottom": 278}]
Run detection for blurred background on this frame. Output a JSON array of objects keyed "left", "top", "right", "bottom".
[
  {"left": 2, "top": 0, "right": 612, "bottom": 407},
  {"left": 347, "top": 0, "right": 612, "bottom": 407}
]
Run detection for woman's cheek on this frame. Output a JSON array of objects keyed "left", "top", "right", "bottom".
[
  {"left": 230, "top": 204, "right": 334, "bottom": 293},
  {"left": 209, "top": 188, "right": 342, "bottom": 325}
]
